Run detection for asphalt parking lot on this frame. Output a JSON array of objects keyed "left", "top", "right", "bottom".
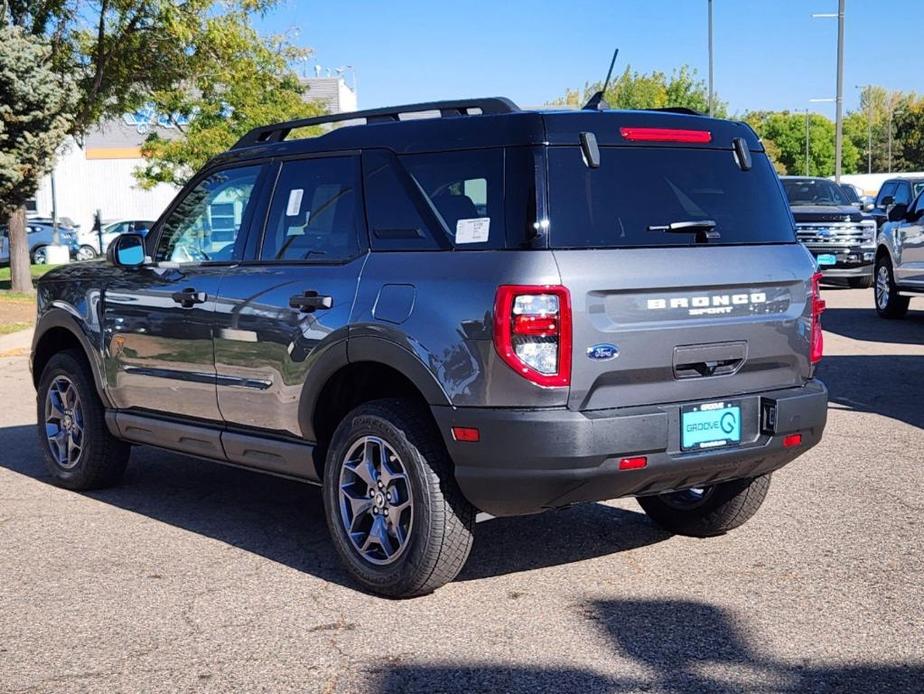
[{"left": 0, "top": 286, "right": 922, "bottom": 693}]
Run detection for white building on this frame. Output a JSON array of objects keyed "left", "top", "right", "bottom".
[{"left": 30, "top": 77, "right": 357, "bottom": 234}]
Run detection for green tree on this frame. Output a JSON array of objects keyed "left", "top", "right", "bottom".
[
  {"left": 2, "top": 0, "right": 310, "bottom": 289},
  {"left": 553, "top": 65, "right": 728, "bottom": 116},
  {"left": 893, "top": 99, "right": 924, "bottom": 171},
  {"left": 135, "top": 14, "right": 322, "bottom": 187},
  {"left": 0, "top": 25, "right": 74, "bottom": 291},
  {"left": 743, "top": 110, "right": 859, "bottom": 177}
]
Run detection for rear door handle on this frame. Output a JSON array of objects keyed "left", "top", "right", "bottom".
[
  {"left": 171, "top": 288, "right": 208, "bottom": 308},
  {"left": 289, "top": 291, "right": 333, "bottom": 313}
]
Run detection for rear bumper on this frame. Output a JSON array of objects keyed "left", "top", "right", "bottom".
[{"left": 433, "top": 380, "right": 828, "bottom": 517}]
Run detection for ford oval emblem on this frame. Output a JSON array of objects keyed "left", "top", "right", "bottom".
[{"left": 587, "top": 343, "right": 619, "bottom": 361}]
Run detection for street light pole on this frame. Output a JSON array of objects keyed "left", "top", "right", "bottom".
[
  {"left": 814, "top": 2, "right": 846, "bottom": 181},
  {"left": 708, "top": 0, "right": 714, "bottom": 117},
  {"left": 805, "top": 109, "right": 810, "bottom": 175},
  {"left": 834, "top": 0, "right": 845, "bottom": 182}
]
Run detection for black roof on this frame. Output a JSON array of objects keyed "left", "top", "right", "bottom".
[{"left": 212, "top": 97, "right": 764, "bottom": 169}]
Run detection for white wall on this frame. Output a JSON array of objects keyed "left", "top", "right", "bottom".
[{"left": 32, "top": 140, "right": 178, "bottom": 232}]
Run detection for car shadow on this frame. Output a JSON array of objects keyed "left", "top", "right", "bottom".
[
  {"left": 815, "top": 355, "right": 923, "bottom": 429},
  {"left": 822, "top": 305, "right": 924, "bottom": 346},
  {"left": 0, "top": 423, "right": 670, "bottom": 591},
  {"left": 372, "top": 598, "right": 924, "bottom": 692}
]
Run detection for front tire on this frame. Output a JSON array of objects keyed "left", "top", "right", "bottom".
[
  {"left": 322, "top": 399, "right": 474, "bottom": 597},
  {"left": 637, "top": 474, "right": 771, "bottom": 537},
  {"left": 36, "top": 350, "right": 130, "bottom": 490},
  {"left": 874, "top": 256, "right": 909, "bottom": 319}
]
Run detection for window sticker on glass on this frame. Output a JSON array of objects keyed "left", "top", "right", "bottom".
[
  {"left": 286, "top": 188, "right": 304, "bottom": 217},
  {"left": 455, "top": 217, "right": 490, "bottom": 244}
]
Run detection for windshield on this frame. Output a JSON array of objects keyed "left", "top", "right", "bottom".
[
  {"left": 782, "top": 178, "right": 850, "bottom": 206},
  {"left": 547, "top": 146, "right": 795, "bottom": 248}
]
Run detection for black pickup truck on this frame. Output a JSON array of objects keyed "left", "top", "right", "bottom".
[{"left": 782, "top": 176, "right": 877, "bottom": 288}]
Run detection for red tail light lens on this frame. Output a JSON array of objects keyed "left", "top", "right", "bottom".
[
  {"left": 494, "top": 285, "right": 572, "bottom": 387},
  {"left": 810, "top": 272, "right": 826, "bottom": 364},
  {"left": 619, "top": 127, "right": 712, "bottom": 143}
]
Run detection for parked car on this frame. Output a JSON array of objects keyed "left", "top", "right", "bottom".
[
  {"left": 76, "top": 219, "right": 156, "bottom": 260},
  {"left": 869, "top": 177, "right": 924, "bottom": 229},
  {"left": 875, "top": 188, "right": 924, "bottom": 318},
  {"left": 782, "top": 176, "right": 877, "bottom": 288},
  {"left": 0, "top": 222, "right": 80, "bottom": 264},
  {"left": 31, "top": 98, "right": 828, "bottom": 597}
]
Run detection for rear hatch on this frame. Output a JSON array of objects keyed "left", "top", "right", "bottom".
[{"left": 545, "top": 129, "right": 816, "bottom": 412}]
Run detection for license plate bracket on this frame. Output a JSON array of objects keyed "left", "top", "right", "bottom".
[
  {"left": 816, "top": 253, "right": 837, "bottom": 266},
  {"left": 681, "top": 401, "right": 742, "bottom": 451}
]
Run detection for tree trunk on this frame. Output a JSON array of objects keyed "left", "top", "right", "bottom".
[{"left": 8, "top": 206, "right": 33, "bottom": 293}]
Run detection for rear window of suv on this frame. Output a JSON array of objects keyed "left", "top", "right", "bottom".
[{"left": 547, "top": 146, "right": 795, "bottom": 248}]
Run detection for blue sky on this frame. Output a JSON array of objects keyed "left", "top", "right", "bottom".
[{"left": 257, "top": 1, "right": 924, "bottom": 115}]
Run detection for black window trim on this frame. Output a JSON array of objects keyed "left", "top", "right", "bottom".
[{"left": 238, "top": 150, "right": 369, "bottom": 267}]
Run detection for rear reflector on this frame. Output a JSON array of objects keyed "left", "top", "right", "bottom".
[
  {"left": 618, "top": 456, "right": 648, "bottom": 470},
  {"left": 451, "top": 426, "right": 480, "bottom": 443},
  {"left": 619, "top": 127, "right": 712, "bottom": 143},
  {"left": 783, "top": 433, "right": 802, "bottom": 448}
]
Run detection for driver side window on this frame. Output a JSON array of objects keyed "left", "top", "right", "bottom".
[{"left": 155, "top": 165, "right": 262, "bottom": 263}]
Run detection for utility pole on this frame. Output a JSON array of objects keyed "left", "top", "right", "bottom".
[
  {"left": 708, "top": 0, "right": 714, "bottom": 116},
  {"left": 887, "top": 100, "right": 894, "bottom": 173}
]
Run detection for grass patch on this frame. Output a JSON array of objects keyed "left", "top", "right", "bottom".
[
  {"left": 0, "top": 321, "right": 31, "bottom": 336},
  {"left": 0, "top": 264, "right": 57, "bottom": 291}
]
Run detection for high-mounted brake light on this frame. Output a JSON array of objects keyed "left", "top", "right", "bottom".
[
  {"left": 619, "top": 127, "right": 712, "bottom": 143},
  {"left": 810, "top": 272, "right": 826, "bottom": 364},
  {"left": 494, "top": 285, "right": 572, "bottom": 388}
]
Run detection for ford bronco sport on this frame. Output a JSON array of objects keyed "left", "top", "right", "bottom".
[{"left": 31, "top": 98, "right": 828, "bottom": 597}]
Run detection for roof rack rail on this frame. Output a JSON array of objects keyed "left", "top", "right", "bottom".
[
  {"left": 647, "top": 106, "right": 704, "bottom": 116},
  {"left": 232, "top": 97, "right": 520, "bottom": 149}
]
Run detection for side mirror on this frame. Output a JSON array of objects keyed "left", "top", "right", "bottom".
[
  {"left": 107, "top": 233, "right": 146, "bottom": 268},
  {"left": 887, "top": 203, "right": 909, "bottom": 223},
  {"left": 863, "top": 200, "right": 875, "bottom": 212},
  {"left": 880, "top": 195, "right": 895, "bottom": 208}
]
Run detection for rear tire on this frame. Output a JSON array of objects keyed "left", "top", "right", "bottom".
[
  {"left": 637, "top": 474, "right": 771, "bottom": 537},
  {"left": 76, "top": 245, "right": 98, "bottom": 261},
  {"left": 848, "top": 275, "right": 873, "bottom": 289},
  {"left": 31, "top": 245, "right": 47, "bottom": 265},
  {"left": 322, "top": 398, "right": 474, "bottom": 598},
  {"left": 874, "top": 256, "right": 909, "bottom": 319},
  {"left": 36, "top": 349, "right": 130, "bottom": 490}
]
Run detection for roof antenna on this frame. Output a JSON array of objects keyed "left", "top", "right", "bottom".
[{"left": 583, "top": 48, "right": 619, "bottom": 111}]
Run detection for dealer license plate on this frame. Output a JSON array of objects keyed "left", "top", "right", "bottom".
[{"left": 681, "top": 401, "right": 742, "bottom": 451}]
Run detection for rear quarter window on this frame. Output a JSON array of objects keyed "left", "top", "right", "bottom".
[{"left": 547, "top": 146, "right": 795, "bottom": 248}]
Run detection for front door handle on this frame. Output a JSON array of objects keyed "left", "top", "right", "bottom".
[
  {"left": 289, "top": 291, "right": 333, "bottom": 313},
  {"left": 171, "top": 288, "right": 208, "bottom": 308}
]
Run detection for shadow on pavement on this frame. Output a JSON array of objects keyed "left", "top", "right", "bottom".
[
  {"left": 373, "top": 599, "right": 924, "bottom": 692},
  {"left": 816, "top": 355, "right": 923, "bottom": 429},
  {"left": 822, "top": 305, "right": 924, "bottom": 346},
  {"left": 0, "top": 423, "right": 669, "bottom": 590}
]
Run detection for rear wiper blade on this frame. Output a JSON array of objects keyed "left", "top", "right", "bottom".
[{"left": 647, "top": 220, "right": 719, "bottom": 240}]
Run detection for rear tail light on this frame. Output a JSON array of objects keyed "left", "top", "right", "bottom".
[
  {"left": 810, "top": 272, "right": 826, "bottom": 364},
  {"left": 619, "top": 127, "right": 712, "bottom": 143},
  {"left": 494, "top": 285, "right": 572, "bottom": 387}
]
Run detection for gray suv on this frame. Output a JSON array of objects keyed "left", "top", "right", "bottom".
[
  {"left": 875, "top": 187, "right": 924, "bottom": 317},
  {"left": 30, "top": 98, "right": 829, "bottom": 597}
]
